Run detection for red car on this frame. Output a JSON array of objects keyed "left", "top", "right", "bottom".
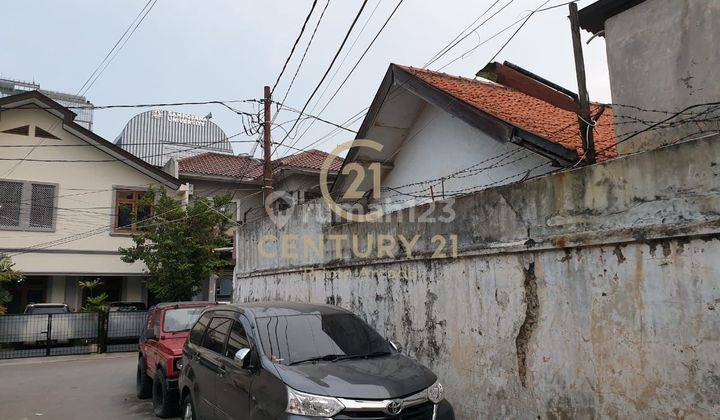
[{"left": 136, "top": 301, "right": 216, "bottom": 417}]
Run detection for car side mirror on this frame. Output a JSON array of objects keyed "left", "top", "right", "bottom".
[
  {"left": 389, "top": 340, "right": 402, "bottom": 353},
  {"left": 145, "top": 330, "right": 156, "bottom": 340},
  {"left": 234, "top": 348, "right": 251, "bottom": 367}
]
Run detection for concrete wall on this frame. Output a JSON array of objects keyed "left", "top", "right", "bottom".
[
  {"left": 379, "top": 104, "right": 555, "bottom": 211},
  {"left": 605, "top": 0, "right": 720, "bottom": 154},
  {"left": 234, "top": 135, "right": 720, "bottom": 418},
  {"left": 0, "top": 107, "right": 179, "bottom": 275}
]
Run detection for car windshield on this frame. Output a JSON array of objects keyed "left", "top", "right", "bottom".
[
  {"left": 163, "top": 308, "right": 205, "bottom": 332},
  {"left": 27, "top": 306, "right": 68, "bottom": 314},
  {"left": 256, "top": 313, "right": 392, "bottom": 365}
]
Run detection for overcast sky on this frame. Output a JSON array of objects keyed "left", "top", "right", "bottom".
[{"left": 1, "top": 0, "right": 611, "bottom": 157}]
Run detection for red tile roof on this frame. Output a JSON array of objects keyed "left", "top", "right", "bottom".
[
  {"left": 276, "top": 149, "right": 343, "bottom": 172},
  {"left": 178, "top": 152, "right": 263, "bottom": 179},
  {"left": 399, "top": 66, "right": 617, "bottom": 161},
  {"left": 178, "top": 149, "right": 342, "bottom": 180}
]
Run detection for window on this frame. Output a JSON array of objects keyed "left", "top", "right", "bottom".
[
  {"left": 0, "top": 179, "right": 57, "bottom": 231},
  {"left": 29, "top": 184, "right": 55, "bottom": 228},
  {"left": 225, "top": 320, "right": 249, "bottom": 358},
  {"left": 201, "top": 317, "right": 232, "bottom": 355},
  {"left": 255, "top": 313, "right": 392, "bottom": 365},
  {"left": 113, "top": 189, "right": 149, "bottom": 233},
  {"left": 163, "top": 307, "right": 205, "bottom": 333},
  {"left": 189, "top": 312, "right": 213, "bottom": 345},
  {"left": 0, "top": 181, "right": 23, "bottom": 227}
]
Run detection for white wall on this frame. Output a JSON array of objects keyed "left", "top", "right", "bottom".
[
  {"left": 0, "top": 107, "right": 178, "bottom": 275},
  {"left": 378, "top": 104, "right": 554, "bottom": 212}
]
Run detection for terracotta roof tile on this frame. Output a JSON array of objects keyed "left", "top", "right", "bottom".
[
  {"left": 276, "top": 149, "right": 343, "bottom": 172},
  {"left": 178, "top": 152, "right": 263, "bottom": 179},
  {"left": 399, "top": 66, "right": 617, "bottom": 161},
  {"left": 178, "top": 149, "right": 341, "bottom": 180}
]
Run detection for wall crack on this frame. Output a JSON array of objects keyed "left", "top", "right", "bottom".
[{"left": 516, "top": 261, "right": 539, "bottom": 388}]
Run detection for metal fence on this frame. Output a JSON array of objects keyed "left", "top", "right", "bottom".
[{"left": 0, "top": 311, "right": 147, "bottom": 359}]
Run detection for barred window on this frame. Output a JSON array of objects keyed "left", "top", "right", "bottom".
[
  {"left": 0, "top": 181, "right": 23, "bottom": 227},
  {"left": 29, "top": 184, "right": 56, "bottom": 228},
  {"left": 0, "top": 179, "right": 57, "bottom": 231}
]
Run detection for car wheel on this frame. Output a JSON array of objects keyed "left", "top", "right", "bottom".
[
  {"left": 136, "top": 357, "right": 152, "bottom": 399},
  {"left": 152, "top": 369, "right": 178, "bottom": 418},
  {"left": 182, "top": 393, "right": 196, "bottom": 420}
]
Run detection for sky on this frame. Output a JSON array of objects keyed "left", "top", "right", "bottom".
[{"left": 0, "top": 0, "right": 611, "bottom": 158}]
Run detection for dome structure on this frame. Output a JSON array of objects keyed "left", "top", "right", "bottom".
[{"left": 115, "top": 109, "right": 233, "bottom": 167}]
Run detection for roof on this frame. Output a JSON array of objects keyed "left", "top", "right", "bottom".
[
  {"left": 178, "top": 149, "right": 342, "bottom": 181},
  {"left": 178, "top": 152, "right": 264, "bottom": 180},
  {"left": 578, "top": 0, "right": 647, "bottom": 34},
  {"left": 0, "top": 91, "right": 181, "bottom": 188},
  {"left": 276, "top": 149, "right": 343, "bottom": 172},
  {"left": 398, "top": 65, "right": 617, "bottom": 162},
  {"left": 222, "top": 301, "right": 350, "bottom": 318}
]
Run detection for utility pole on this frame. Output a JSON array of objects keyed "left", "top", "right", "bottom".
[
  {"left": 263, "top": 85, "right": 273, "bottom": 201},
  {"left": 569, "top": 2, "right": 596, "bottom": 164}
]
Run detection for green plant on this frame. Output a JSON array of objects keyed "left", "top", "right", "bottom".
[
  {"left": 120, "top": 188, "right": 233, "bottom": 302},
  {"left": 0, "top": 255, "right": 23, "bottom": 314},
  {"left": 79, "top": 278, "right": 108, "bottom": 312}
]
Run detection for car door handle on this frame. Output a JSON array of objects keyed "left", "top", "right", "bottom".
[{"left": 217, "top": 365, "right": 227, "bottom": 377}]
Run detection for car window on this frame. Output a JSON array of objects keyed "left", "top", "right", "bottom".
[
  {"left": 153, "top": 312, "right": 161, "bottom": 338},
  {"left": 163, "top": 307, "right": 205, "bottom": 333},
  {"left": 224, "top": 320, "right": 249, "bottom": 359},
  {"left": 255, "top": 313, "right": 392, "bottom": 365},
  {"left": 189, "top": 312, "right": 213, "bottom": 345},
  {"left": 201, "top": 317, "right": 232, "bottom": 355}
]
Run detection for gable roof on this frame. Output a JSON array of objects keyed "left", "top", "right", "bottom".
[
  {"left": 397, "top": 65, "right": 616, "bottom": 162},
  {"left": 178, "top": 152, "right": 264, "bottom": 180},
  {"left": 178, "top": 149, "right": 342, "bottom": 182},
  {"left": 0, "top": 91, "right": 181, "bottom": 188}
]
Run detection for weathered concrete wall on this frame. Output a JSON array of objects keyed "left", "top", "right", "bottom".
[
  {"left": 604, "top": 0, "right": 720, "bottom": 155},
  {"left": 234, "top": 136, "right": 720, "bottom": 419}
]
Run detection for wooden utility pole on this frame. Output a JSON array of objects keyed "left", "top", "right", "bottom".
[
  {"left": 569, "top": 2, "right": 596, "bottom": 164},
  {"left": 263, "top": 86, "right": 273, "bottom": 201}
]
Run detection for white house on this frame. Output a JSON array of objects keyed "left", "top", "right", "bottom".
[
  {"left": 331, "top": 64, "right": 617, "bottom": 212},
  {"left": 0, "top": 91, "right": 182, "bottom": 313}
]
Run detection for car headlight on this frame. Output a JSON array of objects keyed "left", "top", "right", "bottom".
[
  {"left": 286, "top": 387, "right": 345, "bottom": 417},
  {"left": 427, "top": 380, "right": 444, "bottom": 404},
  {"left": 173, "top": 358, "right": 183, "bottom": 372}
]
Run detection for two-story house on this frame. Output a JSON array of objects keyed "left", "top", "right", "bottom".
[{"left": 0, "top": 91, "right": 182, "bottom": 313}]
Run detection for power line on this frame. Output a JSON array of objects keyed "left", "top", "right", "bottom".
[
  {"left": 79, "top": 0, "right": 159, "bottom": 97},
  {"left": 487, "top": 0, "right": 552, "bottom": 63},
  {"left": 75, "top": 0, "right": 154, "bottom": 96},
  {"left": 424, "top": 0, "right": 516, "bottom": 69},
  {"left": 283, "top": 0, "right": 406, "bottom": 155},
  {"left": 277, "top": 0, "right": 331, "bottom": 107},
  {"left": 423, "top": 0, "right": 503, "bottom": 67},
  {"left": 271, "top": 0, "right": 370, "bottom": 157},
  {"left": 270, "top": 0, "right": 319, "bottom": 96}
]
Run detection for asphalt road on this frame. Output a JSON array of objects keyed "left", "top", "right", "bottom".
[{"left": 0, "top": 353, "right": 163, "bottom": 420}]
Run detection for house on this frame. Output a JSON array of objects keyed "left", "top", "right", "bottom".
[
  {"left": 331, "top": 63, "right": 616, "bottom": 211},
  {"left": 0, "top": 91, "right": 182, "bottom": 313},
  {"left": 579, "top": 0, "right": 720, "bottom": 154},
  {"left": 165, "top": 149, "right": 343, "bottom": 301}
]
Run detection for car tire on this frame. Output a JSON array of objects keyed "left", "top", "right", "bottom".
[
  {"left": 136, "top": 357, "right": 152, "bottom": 399},
  {"left": 181, "top": 393, "right": 197, "bottom": 420},
  {"left": 152, "top": 369, "right": 178, "bottom": 418}
]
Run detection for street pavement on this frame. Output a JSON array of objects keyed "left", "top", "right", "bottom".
[{"left": 0, "top": 353, "right": 164, "bottom": 420}]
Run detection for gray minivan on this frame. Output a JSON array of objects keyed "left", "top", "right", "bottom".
[{"left": 178, "top": 302, "right": 454, "bottom": 419}]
